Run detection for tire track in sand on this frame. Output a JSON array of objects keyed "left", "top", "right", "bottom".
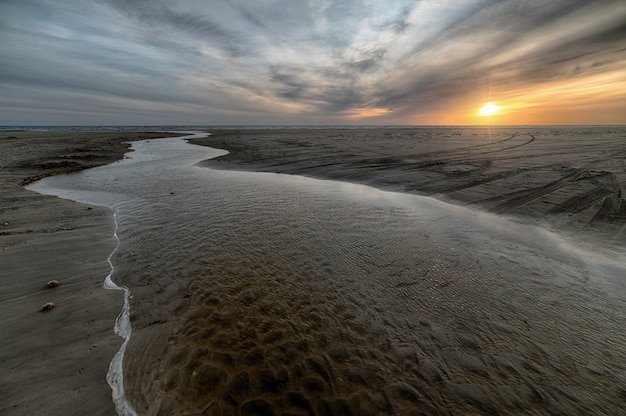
[{"left": 487, "top": 160, "right": 603, "bottom": 214}]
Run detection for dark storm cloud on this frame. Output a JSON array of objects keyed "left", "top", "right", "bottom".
[{"left": 269, "top": 68, "right": 310, "bottom": 100}]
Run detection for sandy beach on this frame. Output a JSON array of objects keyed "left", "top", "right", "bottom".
[
  {"left": 3, "top": 127, "right": 626, "bottom": 416},
  {"left": 0, "top": 131, "right": 183, "bottom": 415}
]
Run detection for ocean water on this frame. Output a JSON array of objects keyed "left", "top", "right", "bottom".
[
  {"left": 28, "top": 132, "right": 626, "bottom": 415},
  {"left": 0, "top": 124, "right": 434, "bottom": 132}
]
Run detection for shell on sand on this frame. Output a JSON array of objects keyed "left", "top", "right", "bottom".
[
  {"left": 47, "top": 279, "right": 60, "bottom": 288},
  {"left": 41, "top": 302, "right": 55, "bottom": 311}
]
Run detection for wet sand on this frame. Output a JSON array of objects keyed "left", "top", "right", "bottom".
[
  {"left": 152, "top": 127, "right": 625, "bottom": 416},
  {"left": 192, "top": 127, "right": 626, "bottom": 240},
  {"left": 115, "top": 128, "right": 624, "bottom": 415},
  {"left": 0, "top": 131, "right": 183, "bottom": 415}
]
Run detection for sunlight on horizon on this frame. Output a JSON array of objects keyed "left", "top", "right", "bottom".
[
  {"left": 478, "top": 102, "right": 501, "bottom": 117},
  {"left": 345, "top": 107, "right": 393, "bottom": 119}
]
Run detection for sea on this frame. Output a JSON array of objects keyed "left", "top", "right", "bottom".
[
  {"left": 25, "top": 128, "right": 626, "bottom": 415},
  {"left": 1, "top": 125, "right": 432, "bottom": 132}
]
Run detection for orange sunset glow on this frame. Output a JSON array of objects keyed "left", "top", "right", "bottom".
[{"left": 444, "top": 68, "right": 626, "bottom": 126}]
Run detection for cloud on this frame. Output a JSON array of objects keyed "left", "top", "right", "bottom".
[
  {"left": 1, "top": 0, "right": 625, "bottom": 124},
  {"left": 356, "top": 0, "right": 626, "bottom": 119}
]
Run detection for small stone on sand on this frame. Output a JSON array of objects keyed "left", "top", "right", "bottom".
[
  {"left": 41, "top": 302, "right": 55, "bottom": 311},
  {"left": 47, "top": 279, "right": 60, "bottom": 288}
]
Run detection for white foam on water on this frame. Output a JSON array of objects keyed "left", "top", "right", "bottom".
[{"left": 103, "top": 211, "right": 136, "bottom": 416}]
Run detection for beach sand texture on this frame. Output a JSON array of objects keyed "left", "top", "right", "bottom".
[
  {"left": 2, "top": 128, "right": 626, "bottom": 416},
  {"left": 0, "top": 131, "right": 182, "bottom": 415}
]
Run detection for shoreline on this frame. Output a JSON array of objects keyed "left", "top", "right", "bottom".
[
  {"left": 0, "top": 131, "right": 185, "bottom": 415},
  {"left": 103, "top": 214, "right": 136, "bottom": 416}
]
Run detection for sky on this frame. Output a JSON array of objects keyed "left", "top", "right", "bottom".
[{"left": 1, "top": 0, "right": 625, "bottom": 126}]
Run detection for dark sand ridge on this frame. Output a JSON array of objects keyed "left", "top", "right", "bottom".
[
  {"left": 0, "top": 131, "right": 183, "bottom": 415},
  {"left": 191, "top": 127, "right": 626, "bottom": 241}
]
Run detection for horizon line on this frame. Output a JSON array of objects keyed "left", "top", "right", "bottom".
[{"left": 1, "top": 123, "right": 625, "bottom": 128}]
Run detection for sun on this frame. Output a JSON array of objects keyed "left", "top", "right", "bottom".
[{"left": 478, "top": 102, "right": 501, "bottom": 117}]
